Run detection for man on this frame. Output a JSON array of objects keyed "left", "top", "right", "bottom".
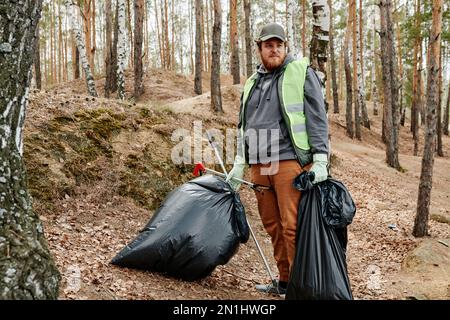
[{"left": 226, "top": 23, "right": 329, "bottom": 295}]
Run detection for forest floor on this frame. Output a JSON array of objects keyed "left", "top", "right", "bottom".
[{"left": 24, "top": 69, "right": 450, "bottom": 300}]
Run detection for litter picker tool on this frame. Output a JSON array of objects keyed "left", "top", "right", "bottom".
[{"left": 200, "top": 131, "right": 278, "bottom": 290}]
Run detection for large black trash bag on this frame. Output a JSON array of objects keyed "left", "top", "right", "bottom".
[
  {"left": 111, "top": 174, "right": 249, "bottom": 281},
  {"left": 286, "top": 172, "right": 355, "bottom": 300}
]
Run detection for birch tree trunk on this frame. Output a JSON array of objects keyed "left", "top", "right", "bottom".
[
  {"left": 310, "top": 0, "right": 330, "bottom": 87},
  {"left": 286, "top": 0, "right": 299, "bottom": 57},
  {"left": 117, "top": 0, "right": 127, "bottom": 100},
  {"left": 0, "top": 0, "right": 60, "bottom": 299},
  {"left": 414, "top": 0, "right": 442, "bottom": 237},
  {"left": 211, "top": 0, "right": 223, "bottom": 113},
  {"left": 194, "top": 0, "right": 203, "bottom": 94},
  {"left": 133, "top": 0, "right": 144, "bottom": 98},
  {"left": 243, "top": 0, "right": 253, "bottom": 78},
  {"left": 65, "top": 0, "right": 98, "bottom": 97}
]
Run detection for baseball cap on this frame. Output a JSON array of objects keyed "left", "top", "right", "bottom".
[{"left": 256, "top": 23, "right": 286, "bottom": 42}]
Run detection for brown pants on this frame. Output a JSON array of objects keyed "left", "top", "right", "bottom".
[{"left": 251, "top": 160, "right": 308, "bottom": 282}]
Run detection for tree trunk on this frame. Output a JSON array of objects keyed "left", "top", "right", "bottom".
[
  {"left": 358, "top": 0, "right": 370, "bottom": 129},
  {"left": 372, "top": 6, "right": 378, "bottom": 116},
  {"left": 328, "top": 0, "right": 339, "bottom": 113},
  {"left": 65, "top": 0, "right": 98, "bottom": 97},
  {"left": 83, "top": 0, "right": 94, "bottom": 74},
  {"left": 164, "top": 0, "right": 170, "bottom": 69},
  {"left": 127, "top": 0, "right": 134, "bottom": 68},
  {"left": 310, "top": 0, "right": 329, "bottom": 88},
  {"left": 243, "top": 0, "right": 253, "bottom": 78},
  {"left": 344, "top": 17, "right": 354, "bottom": 139},
  {"left": 302, "top": 0, "right": 306, "bottom": 57},
  {"left": 194, "top": 0, "right": 203, "bottom": 94},
  {"left": 379, "top": 0, "right": 400, "bottom": 170},
  {"left": 34, "top": 25, "right": 42, "bottom": 90},
  {"left": 0, "top": 0, "right": 60, "bottom": 299},
  {"left": 133, "top": 0, "right": 144, "bottom": 98},
  {"left": 211, "top": 0, "right": 223, "bottom": 113},
  {"left": 230, "top": 0, "right": 240, "bottom": 84},
  {"left": 436, "top": 49, "right": 443, "bottom": 156},
  {"left": 350, "top": 0, "right": 361, "bottom": 139},
  {"left": 104, "top": 0, "right": 114, "bottom": 98},
  {"left": 286, "top": 0, "right": 299, "bottom": 57},
  {"left": 117, "top": 0, "right": 127, "bottom": 100},
  {"left": 413, "top": 0, "right": 442, "bottom": 237},
  {"left": 444, "top": 84, "right": 449, "bottom": 136}
]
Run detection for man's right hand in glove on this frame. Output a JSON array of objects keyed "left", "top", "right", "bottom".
[{"left": 226, "top": 163, "right": 246, "bottom": 191}]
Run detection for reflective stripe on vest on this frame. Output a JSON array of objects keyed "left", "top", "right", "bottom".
[{"left": 281, "top": 58, "right": 310, "bottom": 150}]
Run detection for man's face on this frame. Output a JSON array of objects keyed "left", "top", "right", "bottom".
[{"left": 259, "top": 38, "right": 287, "bottom": 71}]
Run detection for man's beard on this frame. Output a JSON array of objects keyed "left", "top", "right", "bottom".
[{"left": 261, "top": 54, "right": 285, "bottom": 71}]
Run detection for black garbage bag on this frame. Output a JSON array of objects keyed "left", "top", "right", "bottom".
[
  {"left": 111, "top": 174, "right": 249, "bottom": 281},
  {"left": 286, "top": 172, "right": 355, "bottom": 300}
]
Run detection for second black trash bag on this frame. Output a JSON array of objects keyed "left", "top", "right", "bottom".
[
  {"left": 111, "top": 174, "right": 249, "bottom": 281},
  {"left": 286, "top": 172, "right": 354, "bottom": 300}
]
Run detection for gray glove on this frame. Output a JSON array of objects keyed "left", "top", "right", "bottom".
[{"left": 310, "top": 153, "right": 328, "bottom": 184}]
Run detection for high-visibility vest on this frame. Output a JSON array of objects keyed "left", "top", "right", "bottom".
[{"left": 238, "top": 57, "right": 313, "bottom": 167}]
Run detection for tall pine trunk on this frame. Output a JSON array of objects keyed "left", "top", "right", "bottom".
[
  {"left": 344, "top": 15, "right": 354, "bottom": 139},
  {"left": 194, "top": 0, "right": 203, "bottom": 94},
  {"left": 0, "top": 0, "right": 60, "bottom": 299},
  {"left": 413, "top": 0, "right": 442, "bottom": 237},
  {"left": 133, "top": 0, "right": 144, "bottom": 98},
  {"left": 243, "top": 0, "right": 253, "bottom": 78},
  {"left": 444, "top": 84, "right": 449, "bottom": 136},
  {"left": 230, "top": 0, "right": 240, "bottom": 84},
  {"left": 104, "top": 0, "right": 114, "bottom": 97},
  {"left": 34, "top": 25, "right": 42, "bottom": 90},
  {"left": 211, "top": 0, "right": 222, "bottom": 113},
  {"left": 379, "top": 0, "right": 400, "bottom": 170},
  {"left": 328, "top": 0, "right": 339, "bottom": 114}
]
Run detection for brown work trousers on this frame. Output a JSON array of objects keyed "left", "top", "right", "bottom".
[{"left": 250, "top": 160, "right": 309, "bottom": 282}]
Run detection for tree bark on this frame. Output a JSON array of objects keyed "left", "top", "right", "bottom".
[
  {"left": 243, "top": 0, "right": 253, "bottom": 78},
  {"left": 104, "top": 0, "right": 114, "bottom": 97},
  {"left": 350, "top": 0, "right": 361, "bottom": 139},
  {"left": 194, "top": 0, "right": 203, "bottom": 94},
  {"left": 436, "top": 49, "right": 443, "bottom": 156},
  {"left": 302, "top": 0, "right": 306, "bottom": 57},
  {"left": 117, "top": 0, "right": 127, "bottom": 100},
  {"left": 0, "top": 0, "right": 60, "bottom": 299},
  {"left": 344, "top": 16, "right": 354, "bottom": 139},
  {"left": 413, "top": 0, "right": 442, "bottom": 237},
  {"left": 310, "top": 0, "right": 329, "bottom": 88},
  {"left": 444, "top": 84, "right": 449, "bottom": 136},
  {"left": 230, "top": 0, "right": 240, "bottom": 84},
  {"left": 328, "top": 0, "right": 339, "bottom": 113},
  {"left": 34, "top": 25, "right": 42, "bottom": 90},
  {"left": 65, "top": 0, "right": 98, "bottom": 97},
  {"left": 286, "top": 0, "right": 299, "bottom": 57},
  {"left": 379, "top": 0, "right": 400, "bottom": 170},
  {"left": 358, "top": 0, "right": 370, "bottom": 129},
  {"left": 133, "top": 0, "right": 144, "bottom": 98},
  {"left": 211, "top": 0, "right": 223, "bottom": 113}
]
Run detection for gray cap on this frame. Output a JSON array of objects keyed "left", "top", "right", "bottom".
[{"left": 256, "top": 23, "right": 286, "bottom": 42}]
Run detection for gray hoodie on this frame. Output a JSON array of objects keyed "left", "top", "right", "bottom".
[{"left": 243, "top": 54, "right": 329, "bottom": 165}]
